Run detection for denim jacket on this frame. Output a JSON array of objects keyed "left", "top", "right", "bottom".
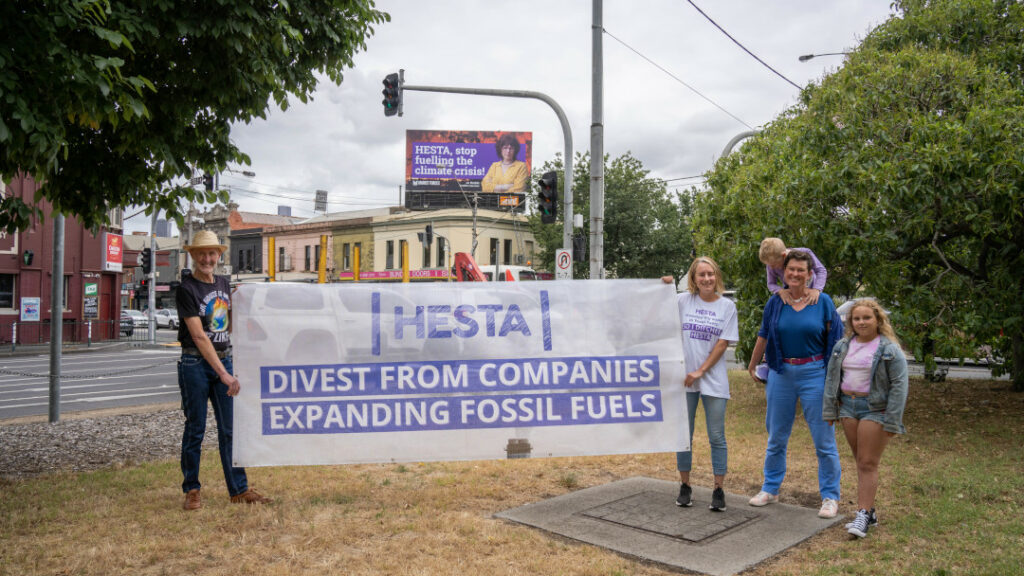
[{"left": 822, "top": 335, "right": 909, "bottom": 434}]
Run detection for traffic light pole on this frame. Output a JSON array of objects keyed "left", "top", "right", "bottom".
[
  {"left": 148, "top": 211, "right": 157, "bottom": 343},
  {"left": 401, "top": 75, "right": 575, "bottom": 277}
]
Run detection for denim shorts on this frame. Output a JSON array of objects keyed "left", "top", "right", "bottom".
[{"left": 838, "top": 393, "right": 886, "bottom": 425}]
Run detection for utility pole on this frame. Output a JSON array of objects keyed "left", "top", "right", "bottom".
[
  {"left": 590, "top": 0, "right": 605, "bottom": 279},
  {"left": 48, "top": 214, "right": 65, "bottom": 423},
  {"left": 148, "top": 210, "right": 157, "bottom": 343}
]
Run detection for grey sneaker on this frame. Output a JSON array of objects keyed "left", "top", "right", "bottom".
[
  {"left": 847, "top": 508, "right": 871, "bottom": 538},
  {"left": 709, "top": 487, "right": 726, "bottom": 511},
  {"left": 676, "top": 483, "right": 693, "bottom": 507}
]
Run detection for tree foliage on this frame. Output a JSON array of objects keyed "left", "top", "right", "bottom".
[
  {"left": 692, "top": 0, "right": 1024, "bottom": 389},
  {"left": 0, "top": 0, "right": 389, "bottom": 230},
  {"left": 528, "top": 152, "right": 694, "bottom": 279}
]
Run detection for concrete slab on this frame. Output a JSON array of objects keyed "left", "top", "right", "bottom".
[{"left": 495, "top": 477, "right": 844, "bottom": 576}]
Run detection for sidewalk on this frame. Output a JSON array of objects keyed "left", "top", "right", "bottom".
[{"left": 0, "top": 340, "right": 177, "bottom": 358}]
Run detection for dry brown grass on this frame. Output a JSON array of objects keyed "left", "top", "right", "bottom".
[{"left": 2, "top": 372, "right": 1022, "bottom": 576}]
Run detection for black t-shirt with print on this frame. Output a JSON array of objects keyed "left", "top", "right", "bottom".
[{"left": 176, "top": 274, "right": 231, "bottom": 351}]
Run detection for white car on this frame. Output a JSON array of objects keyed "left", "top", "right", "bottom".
[
  {"left": 154, "top": 309, "right": 179, "bottom": 330},
  {"left": 122, "top": 309, "right": 148, "bottom": 328}
]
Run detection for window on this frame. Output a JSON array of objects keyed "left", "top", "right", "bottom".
[
  {"left": 279, "top": 247, "right": 286, "bottom": 271},
  {"left": 503, "top": 239, "right": 512, "bottom": 265},
  {"left": 422, "top": 242, "right": 430, "bottom": 269},
  {"left": 304, "top": 245, "right": 311, "bottom": 271},
  {"left": 342, "top": 243, "right": 350, "bottom": 270},
  {"left": 238, "top": 249, "right": 244, "bottom": 271},
  {"left": 246, "top": 248, "right": 255, "bottom": 272},
  {"left": 62, "top": 276, "right": 70, "bottom": 310},
  {"left": 314, "top": 244, "right": 321, "bottom": 272},
  {"left": 489, "top": 238, "right": 499, "bottom": 265},
  {"left": 0, "top": 274, "right": 14, "bottom": 309},
  {"left": 525, "top": 240, "right": 534, "bottom": 264},
  {"left": 386, "top": 240, "right": 395, "bottom": 269},
  {"left": 436, "top": 237, "right": 446, "bottom": 268}
]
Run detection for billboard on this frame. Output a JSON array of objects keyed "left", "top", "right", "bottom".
[
  {"left": 104, "top": 232, "right": 123, "bottom": 272},
  {"left": 405, "top": 130, "right": 532, "bottom": 211}
]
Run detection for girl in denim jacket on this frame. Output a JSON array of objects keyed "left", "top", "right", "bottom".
[{"left": 823, "top": 299, "right": 908, "bottom": 539}]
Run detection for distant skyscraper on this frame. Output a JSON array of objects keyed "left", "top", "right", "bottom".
[
  {"left": 277, "top": 206, "right": 292, "bottom": 217},
  {"left": 155, "top": 218, "right": 170, "bottom": 237}
]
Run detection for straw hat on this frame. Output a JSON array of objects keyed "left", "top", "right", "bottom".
[{"left": 183, "top": 230, "right": 228, "bottom": 255}]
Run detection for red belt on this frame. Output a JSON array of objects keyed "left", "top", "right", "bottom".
[{"left": 783, "top": 354, "right": 823, "bottom": 365}]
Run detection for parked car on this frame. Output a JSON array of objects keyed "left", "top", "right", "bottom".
[
  {"left": 119, "top": 312, "right": 134, "bottom": 337},
  {"left": 154, "top": 309, "right": 179, "bottom": 330},
  {"left": 122, "top": 309, "right": 148, "bottom": 328}
]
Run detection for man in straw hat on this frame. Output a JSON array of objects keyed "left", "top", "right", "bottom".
[{"left": 176, "top": 230, "right": 271, "bottom": 510}]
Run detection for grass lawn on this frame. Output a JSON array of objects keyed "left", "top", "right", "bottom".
[{"left": 1, "top": 373, "right": 1022, "bottom": 575}]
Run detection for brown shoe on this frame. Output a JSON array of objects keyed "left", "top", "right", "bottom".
[
  {"left": 183, "top": 489, "right": 202, "bottom": 511},
  {"left": 230, "top": 488, "right": 272, "bottom": 505}
]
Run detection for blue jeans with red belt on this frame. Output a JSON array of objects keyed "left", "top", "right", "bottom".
[
  {"left": 178, "top": 354, "right": 248, "bottom": 497},
  {"left": 761, "top": 360, "right": 840, "bottom": 500}
]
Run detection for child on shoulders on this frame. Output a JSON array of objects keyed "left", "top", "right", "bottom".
[{"left": 758, "top": 237, "right": 828, "bottom": 305}]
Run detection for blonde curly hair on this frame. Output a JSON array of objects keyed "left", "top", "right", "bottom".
[{"left": 843, "top": 298, "right": 900, "bottom": 345}]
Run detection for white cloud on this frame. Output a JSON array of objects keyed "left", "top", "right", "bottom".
[{"left": 126, "top": 0, "right": 895, "bottom": 232}]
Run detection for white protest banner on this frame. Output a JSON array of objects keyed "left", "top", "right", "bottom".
[{"left": 232, "top": 279, "right": 688, "bottom": 466}]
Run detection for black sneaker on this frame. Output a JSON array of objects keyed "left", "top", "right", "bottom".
[
  {"left": 845, "top": 508, "right": 878, "bottom": 529},
  {"left": 676, "top": 483, "right": 693, "bottom": 507},
  {"left": 847, "top": 508, "right": 872, "bottom": 538},
  {"left": 709, "top": 487, "right": 727, "bottom": 511}
]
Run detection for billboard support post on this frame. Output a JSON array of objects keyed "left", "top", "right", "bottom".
[{"left": 401, "top": 71, "right": 575, "bottom": 278}]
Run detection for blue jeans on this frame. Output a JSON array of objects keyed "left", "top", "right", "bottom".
[
  {"left": 676, "top": 391, "right": 728, "bottom": 476},
  {"left": 762, "top": 361, "right": 840, "bottom": 500},
  {"left": 179, "top": 354, "right": 248, "bottom": 497}
]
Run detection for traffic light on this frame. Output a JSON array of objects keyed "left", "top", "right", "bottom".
[
  {"left": 537, "top": 171, "right": 558, "bottom": 224},
  {"left": 424, "top": 224, "right": 433, "bottom": 246},
  {"left": 203, "top": 174, "right": 214, "bottom": 191},
  {"left": 141, "top": 248, "right": 153, "bottom": 274},
  {"left": 573, "top": 234, "right": 587, "bottom": 263},
  {"left": 382, "top": 72, "right": 402, "bottom": 117}
]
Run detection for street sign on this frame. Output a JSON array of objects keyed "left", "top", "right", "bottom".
[
  {"left": 189, "top": 176, "right": 205, "bottom": 186},
  {"left": 555, "top": 249, "right": 571, "bottom": 280}
]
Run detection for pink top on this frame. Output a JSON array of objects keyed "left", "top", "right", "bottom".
[{"left": 841, "top": 336, "right": 880, "bottom": 395}]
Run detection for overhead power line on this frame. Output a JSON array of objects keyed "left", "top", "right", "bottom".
[
  {"left": 602, "top": 28, "right": 754, "bottom": 130},
  {"left": 685, "top": 0, "right": 803, "bottom": 90}
]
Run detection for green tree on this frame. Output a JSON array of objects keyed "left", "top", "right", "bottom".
[
  {"left": 0, "top": 0, "right": 388, "bottom": 230},
  {"left": 528, "top": 152, "right": 694, "bottom": 279},
  {"left": 693, "top": 0, "right": 1024, "bottom": 389}
]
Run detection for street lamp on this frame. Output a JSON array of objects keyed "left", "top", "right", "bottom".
[{"left": 799, "top": 52, "right": 850, "bottom": 62}]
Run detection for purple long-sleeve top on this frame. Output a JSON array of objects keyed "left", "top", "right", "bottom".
[{"left": 765, "top": 247, "right": 827, "bottom": 293}]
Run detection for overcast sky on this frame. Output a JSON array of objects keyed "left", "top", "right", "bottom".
[{"left": 128, "top": 0, "right": 895, "bottom": 234}]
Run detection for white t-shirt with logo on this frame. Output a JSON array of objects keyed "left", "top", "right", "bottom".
[{"left": 677, "top": 292, "right": 739, "bottom": 399}]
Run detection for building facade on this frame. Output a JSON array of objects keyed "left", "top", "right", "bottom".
[{"left": 1, "top": 174, "right": 124, "bottom": 343}]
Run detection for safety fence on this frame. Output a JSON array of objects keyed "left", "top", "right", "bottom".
[{"left": 0, "top": 319, "right": 152, "bottom": 351}]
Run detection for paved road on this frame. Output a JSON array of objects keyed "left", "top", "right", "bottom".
[{"left": 0, "top": 347, "right": 182, "bottom": 420}]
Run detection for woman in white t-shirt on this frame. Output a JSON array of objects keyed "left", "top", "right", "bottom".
[
  {"left": 822, "top": 299, "right": 908, "bottom": 539},
  {"left": 662, "top": 256, "right": 738, "bottom": 512}
]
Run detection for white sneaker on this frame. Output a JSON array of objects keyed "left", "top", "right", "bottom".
[
  {"left": 748, "top": 491, "right": 778, "bottom": 506},
  {"left": 818, "top": 498, "right": 839, "bottom": 519}
]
